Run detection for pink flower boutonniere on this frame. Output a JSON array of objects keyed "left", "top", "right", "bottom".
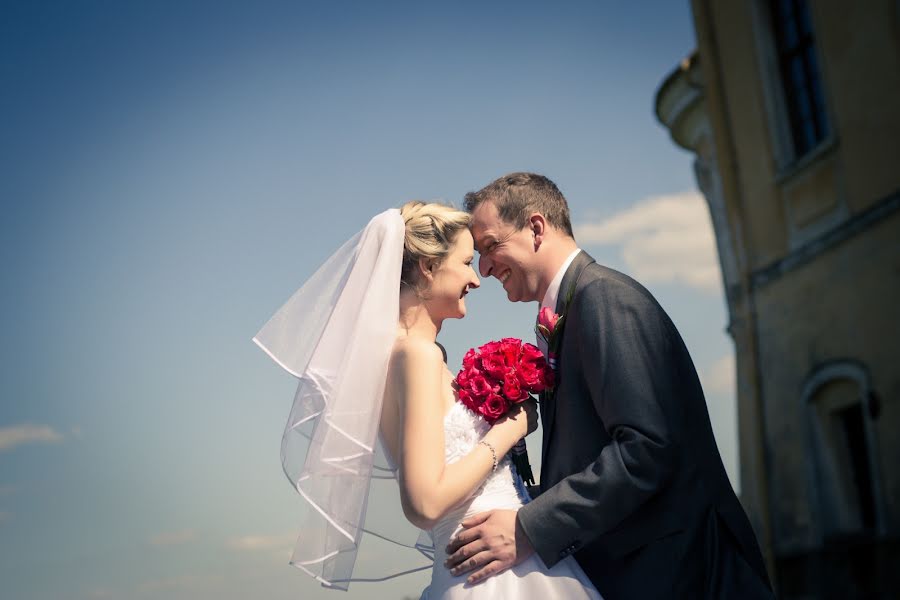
[
  {"left": 537, "top": 305, "right": 562, "bottom": 342},
  {"left": 535, "top": 277, "right": 578, "bottom": 397},
  {"left": 536, "top": 306, "right": 565, "bottom": 372}
]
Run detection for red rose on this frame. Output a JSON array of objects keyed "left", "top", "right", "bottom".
[
  {"left": 542, "top": 367, "right": 555, "bottom": 389},
  {"left": 503, "top": 370, "right": 529, "bottom": 403},
  {"left": 462, "top": 348, "right": 478, "bottom": 369},
  {"left": 479, "top": 393, "right": 507, "bottom": 422},
  {"left": 499, "top": 338, "right": 523, "bottom": 366},
  {"left": 520, "top": 342, "right": 545, "bottom": 363},
  {"left": 516, "top": 343, "right": 549, "bottom": 391},
  {"left": 518, "top": 350, "right": 549, "bottom": 387},
  {"left": 516, "top": 362, "right": 542, "bottom": 391},
  {"left": 456, "top": 368, "right": 469, "bottom": 388},
  {"left": 456, "top": 364, "right": 479, "bottom": 388},
  {"left": 469, "top": 375, "right": 493, "bottom": 399},
  {"left": 479, "top": 341, "right": 502, "bottom": 355},
  {"left": 457, "top": 387, "right": 474, "bottom": 410},
  {"left": 481, "top": 352, "right": 508, "bottom": 380}
]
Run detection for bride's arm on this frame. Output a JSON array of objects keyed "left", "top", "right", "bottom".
[{"left": 392, "top": 338, "right": 528, "bottom": 530}]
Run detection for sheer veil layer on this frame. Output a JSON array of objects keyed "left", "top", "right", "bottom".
[{"left": 254, "top": 209, "right": 431, "bottom": 589}]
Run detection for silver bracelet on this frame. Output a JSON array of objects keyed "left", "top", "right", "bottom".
[{"left": 478, "top": 440, "right": 498, "bottom": 473}]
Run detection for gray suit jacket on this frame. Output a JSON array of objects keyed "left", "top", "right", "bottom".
[{"left": 517, "top": 252, "right": 772, "bottom": 598}]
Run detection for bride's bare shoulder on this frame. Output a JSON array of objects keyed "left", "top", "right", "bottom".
[{"left": 391, "top": 336, "right": 443, "bottom": 366}]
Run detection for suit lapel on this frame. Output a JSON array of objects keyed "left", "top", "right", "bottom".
[{"left": 540, "top": 251, "right": 595, "bottom": 475}]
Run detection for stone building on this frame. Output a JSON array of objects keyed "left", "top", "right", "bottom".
[{"left": 655, "top": 0, "right": 900, "bottom": 597}]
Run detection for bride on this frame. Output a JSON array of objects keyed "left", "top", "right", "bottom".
[{"left": 254, "top": 201, "right": 601, "bottom": 598}]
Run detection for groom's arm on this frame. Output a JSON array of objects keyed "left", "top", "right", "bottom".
[{"left": 517, "top": 276, "right": 682, "bottom": 567}]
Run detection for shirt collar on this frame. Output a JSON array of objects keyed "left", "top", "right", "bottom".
[{"left": 540, "top": 248, "right": 582, "bottom": 311}]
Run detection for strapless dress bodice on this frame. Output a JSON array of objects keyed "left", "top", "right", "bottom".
[
  {"left": 430, "top": 402, "right": 530, "bottom": 558},
  {"left": 419, "top": 402, "right": 602, "bottom": 599}
]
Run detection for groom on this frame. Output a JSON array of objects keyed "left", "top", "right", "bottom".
[{"left": 446, "top": 173, "right": 774, "bottom": 598}]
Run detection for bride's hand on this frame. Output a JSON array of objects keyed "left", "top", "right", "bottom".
[
  {"left": 490, "top": 398, "right": 538, "bottom": 444},
  {"left": 520, "top": 397, "right": 539, "bottom": 436}
]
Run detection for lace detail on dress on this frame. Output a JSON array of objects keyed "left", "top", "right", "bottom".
[
  {"left": 442, "top": 402, "right": 520, "bottom": 501},
  {"left": 421, "top": 406, "right": 603, "bottom": 600}
]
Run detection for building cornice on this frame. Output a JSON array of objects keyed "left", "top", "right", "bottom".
[
  {"left": 751, "top": 188, "right": 900, "bottom": 290},
  {"left": 654, "top": 51, "right": 705, "bottom": 151}
]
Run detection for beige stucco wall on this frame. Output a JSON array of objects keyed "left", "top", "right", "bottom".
[
  {"left": 693, "top": 0, "right": 791, "bottom": 268},
  {"left": 752, "top": 211, "right": 900, "bottom": 550},
  {"left": 686, "top": 0, "right": 900, "bottom": 575},
  {"left": 811, "top": 0, "right": 900, "bottom": 212},
  {"left": 694, "top": 0, "right": 900, "bottom": 266}
]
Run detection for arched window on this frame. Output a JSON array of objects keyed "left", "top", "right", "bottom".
[{"left": 803, "top": 361, "right": 885, "bottom": 542}]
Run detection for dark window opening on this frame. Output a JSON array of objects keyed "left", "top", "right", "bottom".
[
  {"left": 769, "top": 0, "right": 829, "bottom": 157},
  {"left": 835, "top": 403, "right": 877, "bottom": 532}
]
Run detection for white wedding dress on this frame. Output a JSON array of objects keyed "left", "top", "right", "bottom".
[{"left": 420, "top": 401, "right": 603, "bottom": 599}]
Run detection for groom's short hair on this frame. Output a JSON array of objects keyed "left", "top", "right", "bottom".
[{"left": 463, "top": 172, "right": 574, "bottom": 237}]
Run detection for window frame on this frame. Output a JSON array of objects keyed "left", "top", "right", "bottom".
[{"left": 801, "top": 361, "right": 887, "bottom": 544}]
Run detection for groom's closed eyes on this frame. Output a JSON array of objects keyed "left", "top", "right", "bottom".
[{"left": 475, "top": 235, "right": 505, "bottom": 256}]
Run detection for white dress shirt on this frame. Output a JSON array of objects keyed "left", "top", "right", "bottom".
[
  {"left": 537, "top": 248, "right": 581, "bottom": 355},
  {"left": 540, "top": 248, "right": 582, "bottom": 313}
]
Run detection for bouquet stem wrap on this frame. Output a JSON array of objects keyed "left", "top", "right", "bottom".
[{"left": 511, "top": 438, "right": 535, "bottom": 486}]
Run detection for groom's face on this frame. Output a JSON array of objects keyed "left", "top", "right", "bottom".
[{"left": 470, "top": 201, "right": 541, "bottom": 303}]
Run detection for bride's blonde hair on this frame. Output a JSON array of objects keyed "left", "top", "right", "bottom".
[{"left": 400, "top": 200, "right": 471, "bottom": 292}]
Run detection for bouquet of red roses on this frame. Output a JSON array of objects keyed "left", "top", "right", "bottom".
[{"left": 454, "top": 338, "right": 554, "bottom": 485}]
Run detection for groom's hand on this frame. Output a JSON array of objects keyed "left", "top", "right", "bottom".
[{"left": 444, "top": 509, "right": 534, "bottom": 585}]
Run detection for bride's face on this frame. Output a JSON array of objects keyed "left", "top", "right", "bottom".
[{"left": 426, "top": 229, "right": 480, "bottom": 319}]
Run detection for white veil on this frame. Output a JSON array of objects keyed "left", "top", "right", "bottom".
[{"left": 253, "top": 209, "right": 432, "bottom": 590}]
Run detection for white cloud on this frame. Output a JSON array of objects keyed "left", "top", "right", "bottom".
[
  {"left": 574, "top": 191, "right": 722, "bottom": 292},
  {"left": 148, "top": 530, "right": 197, "bottom": 546},
  {"left": 226, "top": 534, "right": 294, "bottom": 552},
  {"left": 0, "top": 511, "right": 10, "bottom": 523},
  {"left": 702, "top": 353, "right": 736, "bottom": 395},
  {"left": 0, "top": 424, "right": 64, "bottom": 451}
]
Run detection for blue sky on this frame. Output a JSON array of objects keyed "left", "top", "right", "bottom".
[{"left": 0, "top": 2, "right": 729, "bottom": 598}]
